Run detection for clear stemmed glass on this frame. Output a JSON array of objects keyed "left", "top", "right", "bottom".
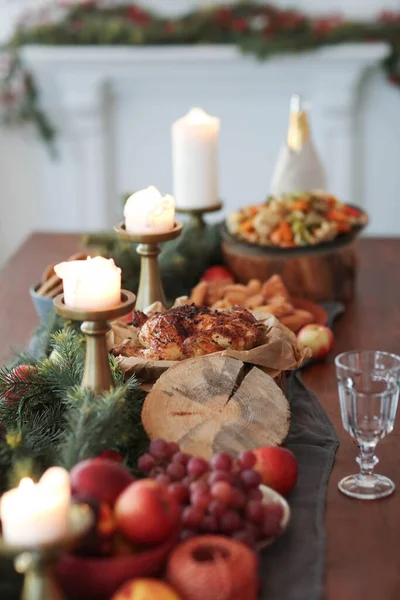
[{"left": 335, "top": 350, "right": 400, "bottom": 500}]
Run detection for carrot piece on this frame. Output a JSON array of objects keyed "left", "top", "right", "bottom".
[
  {"left": 327, "top": 196, "right": 337, "bottom": 208},
  {"left": 238, "top": 219, "right": 255, "bottom": 233},
  {"left": 280, "top": 220, "right": 294, "bottom": 243},
  {"left": 326, "top": 210, "right": 348, "bottom": 223},
  {"left": 249, "top": 205, "right": 261, "bottom": 215},
  {"left": 270, "top": 227, "right": 283, "bottom": 245},
  {"left": 342, "top": 205, "right": 361, "bottom": 218},
  {"left": 291, "top": 200, "right": 310, "bottom": 212},
  {"left": 336, "top": 222, "right": 352, "bottom": 233}
]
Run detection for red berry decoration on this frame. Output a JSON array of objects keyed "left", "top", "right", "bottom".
[{"left": 3, "top": 365, "right": 36, "bottom": 401}]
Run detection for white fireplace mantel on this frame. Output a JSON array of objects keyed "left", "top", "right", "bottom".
[{"left": 22, "top": 42, "right": 388, "bottom": 233}]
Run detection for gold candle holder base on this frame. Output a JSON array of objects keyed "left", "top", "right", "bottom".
[
  {"left": 0, "top": 504, "right": 93, "bottom": 600},
  {"left": 175, "top": 201, "right": 223, "bottom": 228},
  {"left": 53, "top": 290, "right": 136, "bottom": 394},
  {"left": 114, "top": 222, "right": 183, "bottom": 311}
]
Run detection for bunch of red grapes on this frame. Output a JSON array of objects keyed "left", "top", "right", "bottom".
[{"left": 138, "top": 439, "right": 284, "bottom": 549}]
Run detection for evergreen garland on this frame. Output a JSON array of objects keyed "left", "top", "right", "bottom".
[
  {"left": 0, "top": 325, "right": 147, "bottom": 492},
  {"left": 1, "top": 1, "right": 400, "bottom": 148}
]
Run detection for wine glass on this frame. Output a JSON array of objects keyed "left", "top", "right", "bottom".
[{"left": 335, "top": 350, "right": 400, "bottom": 500}]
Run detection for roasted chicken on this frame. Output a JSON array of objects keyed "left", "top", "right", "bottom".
[{"left": 113, "top": 304, "right": 265, "bottom": 361}]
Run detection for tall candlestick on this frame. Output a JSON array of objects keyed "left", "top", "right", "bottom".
[
  {"left": 0, "top": 467, "right": 71, "bottom": 547},
  {"left": 54, "top": 256, "right": 121, "bottom": 311},
  {"left": 124, "top": 186, "right": 175, "bottom": 235},
  {"left": 172, "top": 107, "right": 220, "bottom": 210}
]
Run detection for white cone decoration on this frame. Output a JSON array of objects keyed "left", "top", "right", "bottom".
[{"left": 270, "top": 95, "right": 326, "bottom": 195}]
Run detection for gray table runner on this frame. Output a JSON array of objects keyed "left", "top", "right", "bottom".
[{"left": 260, "top": 302, "right": 343, "bottom": 600}]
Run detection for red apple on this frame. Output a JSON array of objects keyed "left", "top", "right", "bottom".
[
  {"left": 296, "top": 324, "right": 334, "bottom": 359},
  {"left": 111, "top": 578, "right": 182, "bottom": 600},
  {"left": 70, "top": 458, "right": 134, "bottom": 507},
  {"left": 201, "top": 265, "right": 235, "bottom": 284},
  {"left": 115, "top": 480, "right": 180, "bottom": 545},
  {"left": 99, "top": 449, "right": 124, "bottom": 463},
  {"left": 253, "top": 447, "right": 298, "bottom": 496}
]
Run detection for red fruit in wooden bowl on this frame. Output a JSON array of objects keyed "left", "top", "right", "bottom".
[
  {"left": 56, "top": 530, "right": 179, "bottom": 600},
  {"left": 201, "top": 265, "right": 235, "bottom": 283},
  {"left": 70, "top": 458, "right": 134, "bottom": 508},
  {"left": 253, "top": 447, "right": 298, "bottom": 497},
  {"left": 115, "top": 480, "right": 181, "bottom": 546}
]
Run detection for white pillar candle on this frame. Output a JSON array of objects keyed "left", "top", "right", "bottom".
[
  {"left": 172, "top": 107, "right": 220, "bottom": 210},
  {"left": 0, "top": 467, "right": 71, "bottom": 547},
  {"left": 54, "top": 256, "right": 121, "bottom": 310},
  {"left": 124, "top": 186, "right": 175, "bottom": 234}
]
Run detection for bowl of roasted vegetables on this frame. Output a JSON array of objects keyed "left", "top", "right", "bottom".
[{"left": 225, "top": 191, "right": 368, "bottom": 252}]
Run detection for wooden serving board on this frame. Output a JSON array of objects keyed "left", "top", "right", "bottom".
[{"left": 141, "top": 355, "right": 290, "bottom": 460}]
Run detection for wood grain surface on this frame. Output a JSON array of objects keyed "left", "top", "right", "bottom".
[
  {"left": 142, "top": 355, "right": 290, "bottom": 459},
  {"left": 0, "top": 233, "right": 399, "bottom": 600}
]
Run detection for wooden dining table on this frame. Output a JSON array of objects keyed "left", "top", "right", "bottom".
[{"left": 0, "top": 233, "right": 399, "bottom": 600}]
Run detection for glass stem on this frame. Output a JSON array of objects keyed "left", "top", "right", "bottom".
[{"left": 357, "top": 442, "right": 379, "bottom": 477}]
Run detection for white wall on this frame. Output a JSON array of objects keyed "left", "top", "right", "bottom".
[{"left": 1, "top": 0, "right": 400, "bottom": 267}]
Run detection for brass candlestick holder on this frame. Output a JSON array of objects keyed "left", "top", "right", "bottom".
[
  {"left": 54, "top": 290, "right": 136, "bottom": 394},
  {"left": 0, "top": 504, "right": 93, "bottom": 600},
  {"left": 114, "top": 222, "right": 182, "bottom": 311},
  {"left": 176, "top": 201, "right": 223, "bottom": 228}
]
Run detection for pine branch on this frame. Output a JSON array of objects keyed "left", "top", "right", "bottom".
[{"left": 59, "top": 380, "right": 146, "bottom": 470}]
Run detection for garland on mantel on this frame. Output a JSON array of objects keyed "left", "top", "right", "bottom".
[{"left": 1, "top": 1, "right": 400, "bottom": 148}]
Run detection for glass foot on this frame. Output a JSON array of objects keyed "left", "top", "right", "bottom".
[{"left": 338, "top": 474, "right": 395, "bottom": 500}]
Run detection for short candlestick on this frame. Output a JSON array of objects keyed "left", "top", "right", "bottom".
[
  {"left": 0, "top": 504, "right": 93, "bottom": 600},
  {"left": 114, "top": 222, "right": 182, "bottom": 311},
  {"left": 175, "top": 202, "right": 223, "bottom": 228},
  {"left": 53, "top": 290, "right": 136, "bottom": 394}
]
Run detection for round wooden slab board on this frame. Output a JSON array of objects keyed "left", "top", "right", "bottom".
[{"left": 141, "top": 355, "right": 290, "bottom": 460}]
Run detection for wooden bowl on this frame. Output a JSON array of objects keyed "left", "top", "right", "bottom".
[
  {"left": 56, "top": 532, "right": 178, "bottom": 600},
  {"left": 221, "top": 211, "right": 367, "bottom": 303}
]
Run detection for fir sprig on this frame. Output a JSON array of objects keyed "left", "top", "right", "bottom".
[
  {"left": 0, "top": 326, "right": 147, "bottom": 488},
  {"left": 60, "top": 381, "right": 146, "bottom": 470}
]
